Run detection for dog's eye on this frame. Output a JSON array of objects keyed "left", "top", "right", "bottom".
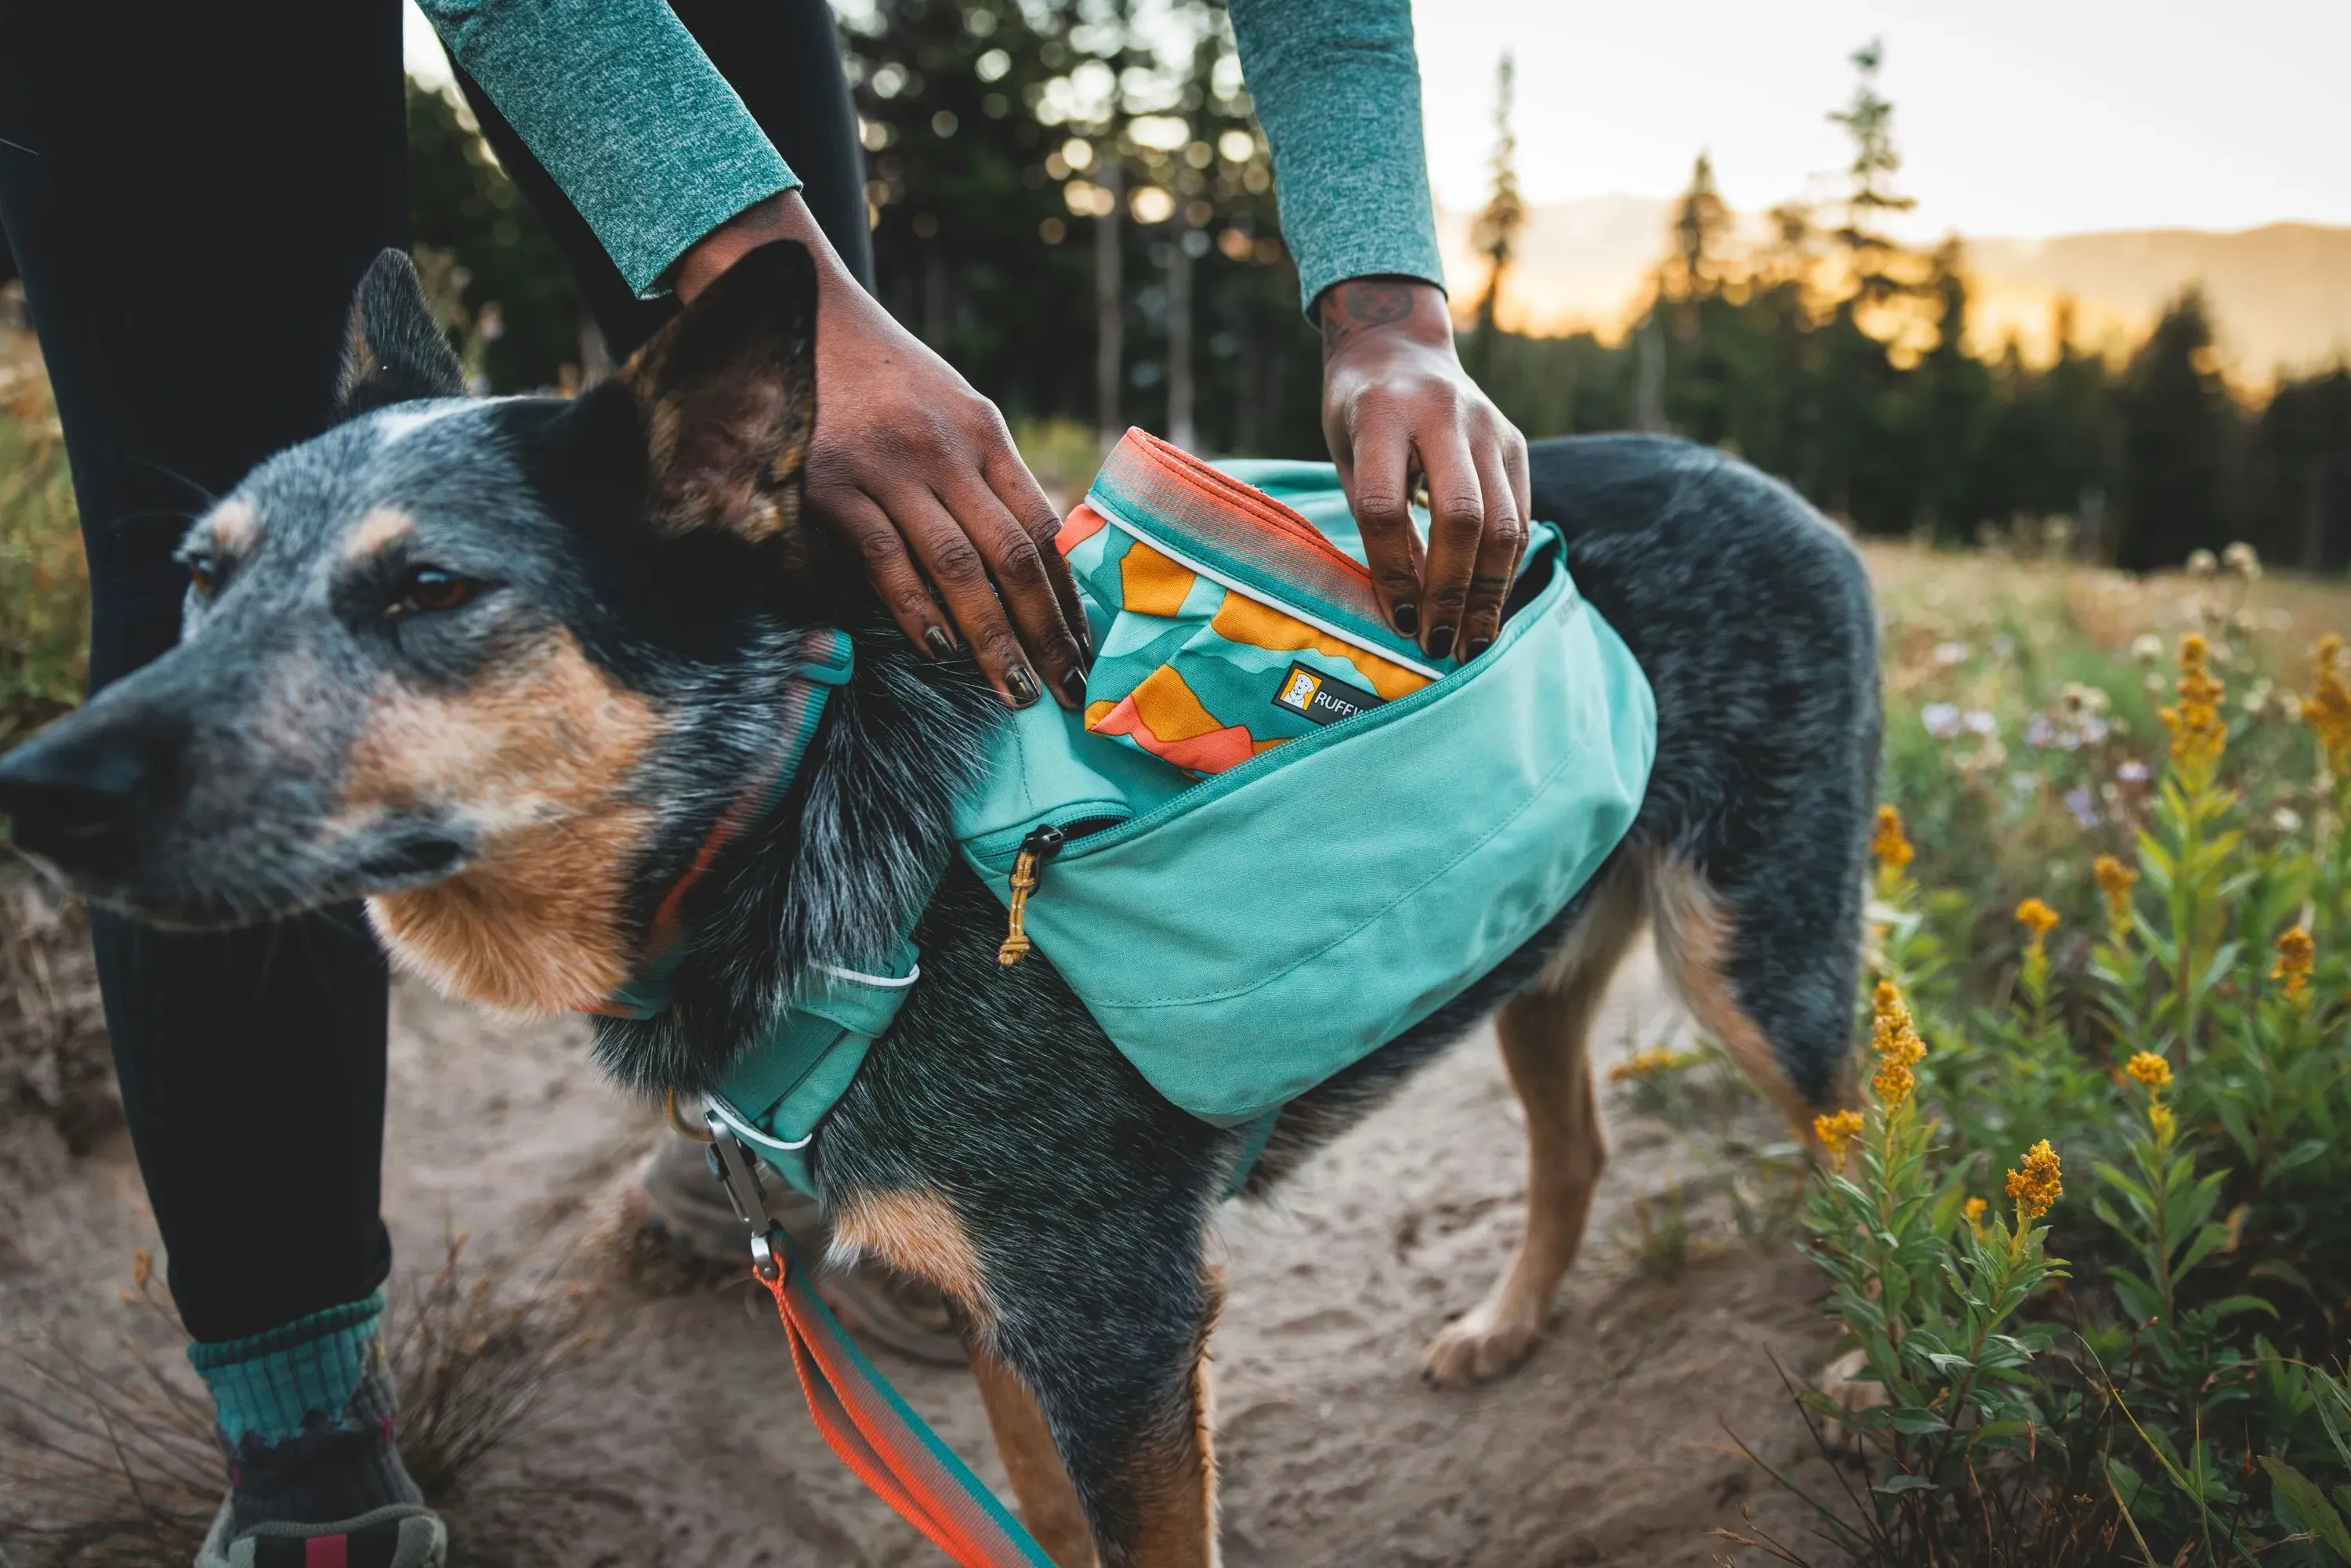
[{"left": 396, "top": 566, "right": 484, "bottom": 615}]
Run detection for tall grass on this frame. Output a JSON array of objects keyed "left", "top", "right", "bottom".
[
  {"left": 0, "top": 306, "right": 87, "bottom": 751},
  {"left": 0, "top": 1239, "right": 603, "bottom": 1568}
]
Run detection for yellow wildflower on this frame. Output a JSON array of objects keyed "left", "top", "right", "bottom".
[
  {"left": 1868, "top": 981, "right": 1926, "bottom": 1109},
  {"left": 1870, "top": 803, "right": 1914, "bottom": 875},
  {"left": 2125, "top": 1051, "right": 2173, "bottom": 1091},
  {"left": 2016, "top": 898, "right": 2059, "bottom": 942},
  {"left": 1963, "top": 1196, "right": 1988, "bottom": 1237},
  {"left": 2160, "top": 632, "right": 2228, "bottom": 781},
  {"left": 2093, "top": 856, "right": 2139, "bottom": 935},
  {"left": 2273, "top": 927, "right": 2314, "bottom": 1004},
  {"left": 1813, "top": 1109, "right": 1865, "bottom": 1161},
  {"left": 1608, "top": 1045, "right": 1695, "bottom": 1084},
  {"left": 2005, "top": 1139, "right": 2063, "bottom": 1222},
  {"left": 2149, "top": 1102, "right": 2176, "bottom": 1143},
  {"left": 2304, "top": 635, "right": 2351, "bottom": 777}
]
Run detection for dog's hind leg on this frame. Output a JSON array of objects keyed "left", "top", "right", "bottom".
[
  {"left": 970, "top": 1346, "right": 1100, "bottom": 1568},
  {"left": 1422, "top": 857, "right": 1646, "bottom": 1388},
  {"left": 1647, "top": 854, "right": 1857, "bottom": 1141}
]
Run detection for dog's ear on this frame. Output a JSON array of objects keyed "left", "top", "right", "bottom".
[
  {"left": 611, "top": 240, "right": 818, "bottom": 548},
  {"left": 336, "top": 249, "right": 467, "bottom": 418}
]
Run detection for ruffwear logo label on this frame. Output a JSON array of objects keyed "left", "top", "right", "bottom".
[{"left": 1271, "top": 661, "right": 1385, "bottom": 726}]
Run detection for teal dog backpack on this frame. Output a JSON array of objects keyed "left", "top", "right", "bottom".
[
  {"left": 697, "top": 429, "right": 1657, "bottom": 1180},
  {"left": 963, "top": 429, "right": 1654, "bottom": 1121}
]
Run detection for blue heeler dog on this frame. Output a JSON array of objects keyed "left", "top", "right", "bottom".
[{"left": 0, "top": 244, "right": 1879, "bottom": 1567}]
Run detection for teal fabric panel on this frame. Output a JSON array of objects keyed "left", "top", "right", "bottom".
[
  {"left": 1225, "top": 0, "right": 1446, "bottom": 313},
  {"left": 965, "top": 528, "right": 1654, "bottom": 1123},
  {"left": 715, "top": 943, "right": 919, "bottom": 1197},
  {"left": 416, "top": 0, "right": 795, "bottom": 297},
  {"left": 953, "top": 696, "right": 1190, "bottom": 859}
]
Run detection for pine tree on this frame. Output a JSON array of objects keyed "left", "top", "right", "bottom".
[
  {"left": 2114, "top": 289, "right": 2239, "bottom": 570},
  {"left": 1827, "top": 40, "right": 1918, "bottom": 313},
  {"left": 1660, "top": 152, "right": 1730, "bottom": 317},
  {"left": 1470, "top": 52, "right": 1523, "bottom": 386}
]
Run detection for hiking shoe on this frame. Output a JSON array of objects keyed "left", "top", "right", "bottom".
[
  {"left": 629, "top": 1134, "right": 968, "bottom": 1366},
  {"left": 196, "top": 1498, "right": 446, "bottom": 1567}
]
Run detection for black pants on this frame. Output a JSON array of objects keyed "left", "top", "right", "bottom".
[{"left": 0, "top": 0, "right": 868, "bottom": 1343}]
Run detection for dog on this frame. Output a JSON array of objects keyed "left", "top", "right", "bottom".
[{"left": 0, "top": 243, "right": 1879, "bottom": 1568}]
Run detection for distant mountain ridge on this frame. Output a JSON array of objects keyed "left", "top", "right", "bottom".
[{"left": 1436, "top": 196, "right": 2351, "bottom": 383}]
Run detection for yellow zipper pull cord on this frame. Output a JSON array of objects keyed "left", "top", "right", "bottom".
[
  {"left": 997, "top": 824, "right": 1066, "bottom": 967},
  {"left": 998, "top": 848, "right": 1039, "bottom": 966}
]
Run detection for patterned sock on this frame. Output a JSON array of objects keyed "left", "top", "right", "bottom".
[{"left": 187, "top": 1292, "right": 423, "bottom": 1534}]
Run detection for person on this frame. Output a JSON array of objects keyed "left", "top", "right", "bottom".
[{"left": 0, "top": 1, "right": 1529, "bottom": 1562}]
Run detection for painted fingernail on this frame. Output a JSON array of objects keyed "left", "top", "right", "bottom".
[
  {"left": 1427, "top": 625, "right": 1455, "bottom": 660},
  {"left": 924, "top": 627, "right": 955, "bottom": 661},
  {"left": 1465, "top": 636, "right": 1493, "bottom": 661},
  {"left": 1006, "top": 667, "right": 1041, "bottom": 707},
  {"left": 1393, "top": 603, "right": 1420, "bottom": 636},
  {"left": 1060, "top": 667, "right": 1089, "bottom": 704}
]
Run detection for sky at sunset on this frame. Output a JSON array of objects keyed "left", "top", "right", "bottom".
[
  {"left": 1407, "top": 0, "right": 2350, "bottom": 241},
  {"left": 408, "top": 2, "right": 2349, "bottom": 241},
  {"left": 401, "top": 2, "right": 2351, "bottom": 368}
]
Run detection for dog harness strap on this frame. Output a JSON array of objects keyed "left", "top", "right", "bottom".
[{"left": 760, "top": 1243, "right": 1056, "bottom": 1567}]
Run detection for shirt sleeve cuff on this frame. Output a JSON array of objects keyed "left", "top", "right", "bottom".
[{"left": 1292, "top": 237, "right": 1449, "bottom": 321}]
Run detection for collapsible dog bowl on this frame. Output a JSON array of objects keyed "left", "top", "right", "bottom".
[{"left": 952, "top": 431, "right": 1657, "bottom": 1125}]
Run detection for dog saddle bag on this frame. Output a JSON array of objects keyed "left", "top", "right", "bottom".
[{"left": 950, "top": 430, "right": 1657, "bottom": 1126}]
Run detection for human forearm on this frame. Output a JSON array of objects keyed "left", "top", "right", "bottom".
[
  {"left": 418, "top": 0, "right": 797, "bottom": 297},
  {"left": 1225, "top": 0, "right": 1447, "bottom": 314}
]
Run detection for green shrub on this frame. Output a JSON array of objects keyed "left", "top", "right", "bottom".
[{"left": 0, "top": 326, "right": 86, "bottom": 747}]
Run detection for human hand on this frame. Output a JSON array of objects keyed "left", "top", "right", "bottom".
[
  {"left": 1317, "top": 277, "right": 1532, "bottom": 663},
  {"left": 676, "top": 194, "right": 1089, "bottom": 709}
]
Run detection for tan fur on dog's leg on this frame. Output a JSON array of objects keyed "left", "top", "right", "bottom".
[
  {"left": 1114, "top": 1270, "right": 1222, "bottom": 1568},
  {"left": 969, "top": 1348, "right": 1099, "bottom": 1568},
  {"left": 1647, "top": 856, "right": 1826, "bottom": 1141},
  {"left": 1423, "top": 861, "right": 1644, "bottom": 1389}
]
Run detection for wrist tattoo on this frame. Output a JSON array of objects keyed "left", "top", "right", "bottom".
[{"left": 1319, "top": 279, "right": 1419, "bottom": 356}]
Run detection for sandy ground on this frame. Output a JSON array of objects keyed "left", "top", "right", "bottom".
[{"left": 5, "top": 937, "right": 1849, "bottom": 1568}]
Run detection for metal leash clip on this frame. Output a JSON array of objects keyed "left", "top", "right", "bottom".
[{"left": 701, "top": 1108, "right": 790, "bottom": 1282}]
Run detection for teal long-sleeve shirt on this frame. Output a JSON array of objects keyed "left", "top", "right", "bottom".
[{"left": 417, "top": 0, "right": 1444, "bottom": 313}]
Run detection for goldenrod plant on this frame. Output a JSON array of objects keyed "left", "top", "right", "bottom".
[{"left": 1735, "top": 610, "right": 2351, "bottom": 1566}]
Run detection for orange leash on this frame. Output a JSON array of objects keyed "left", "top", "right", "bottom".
[{"left": 703, "top": 1119, "right": 1055, "bottom": 1567}]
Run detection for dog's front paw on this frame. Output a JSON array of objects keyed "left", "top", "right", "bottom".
[{"left": 1420, "top": 1298, "right": 1545, "bottom": 1389}]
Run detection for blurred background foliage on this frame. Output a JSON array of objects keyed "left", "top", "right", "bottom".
[
  {"left": 3, "top": 0, "right": 2349, "bottom": 734},
  {"left": 6, "top": 5, "right": 2336, "bottom": 568},
  {"left": 372, "top": 7, "right": 2351, "bottom": 575}
]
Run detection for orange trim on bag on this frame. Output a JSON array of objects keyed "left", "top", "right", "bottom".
[{"left": 1114, "top": 428, "right": 1375, "bottom": 587}]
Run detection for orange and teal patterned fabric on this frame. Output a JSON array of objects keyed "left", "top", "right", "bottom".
[{"left": 1061, "top": 430, "right": 1444, "bottom": 776}]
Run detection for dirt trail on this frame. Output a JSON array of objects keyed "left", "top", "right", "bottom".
[{"left": 6, "top": 943, "right": 1846, "bottom": 1568}]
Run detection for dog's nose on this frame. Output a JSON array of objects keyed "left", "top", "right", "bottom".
[{"left": 0, "top": 721, "right": 172, "bottom": 869}]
